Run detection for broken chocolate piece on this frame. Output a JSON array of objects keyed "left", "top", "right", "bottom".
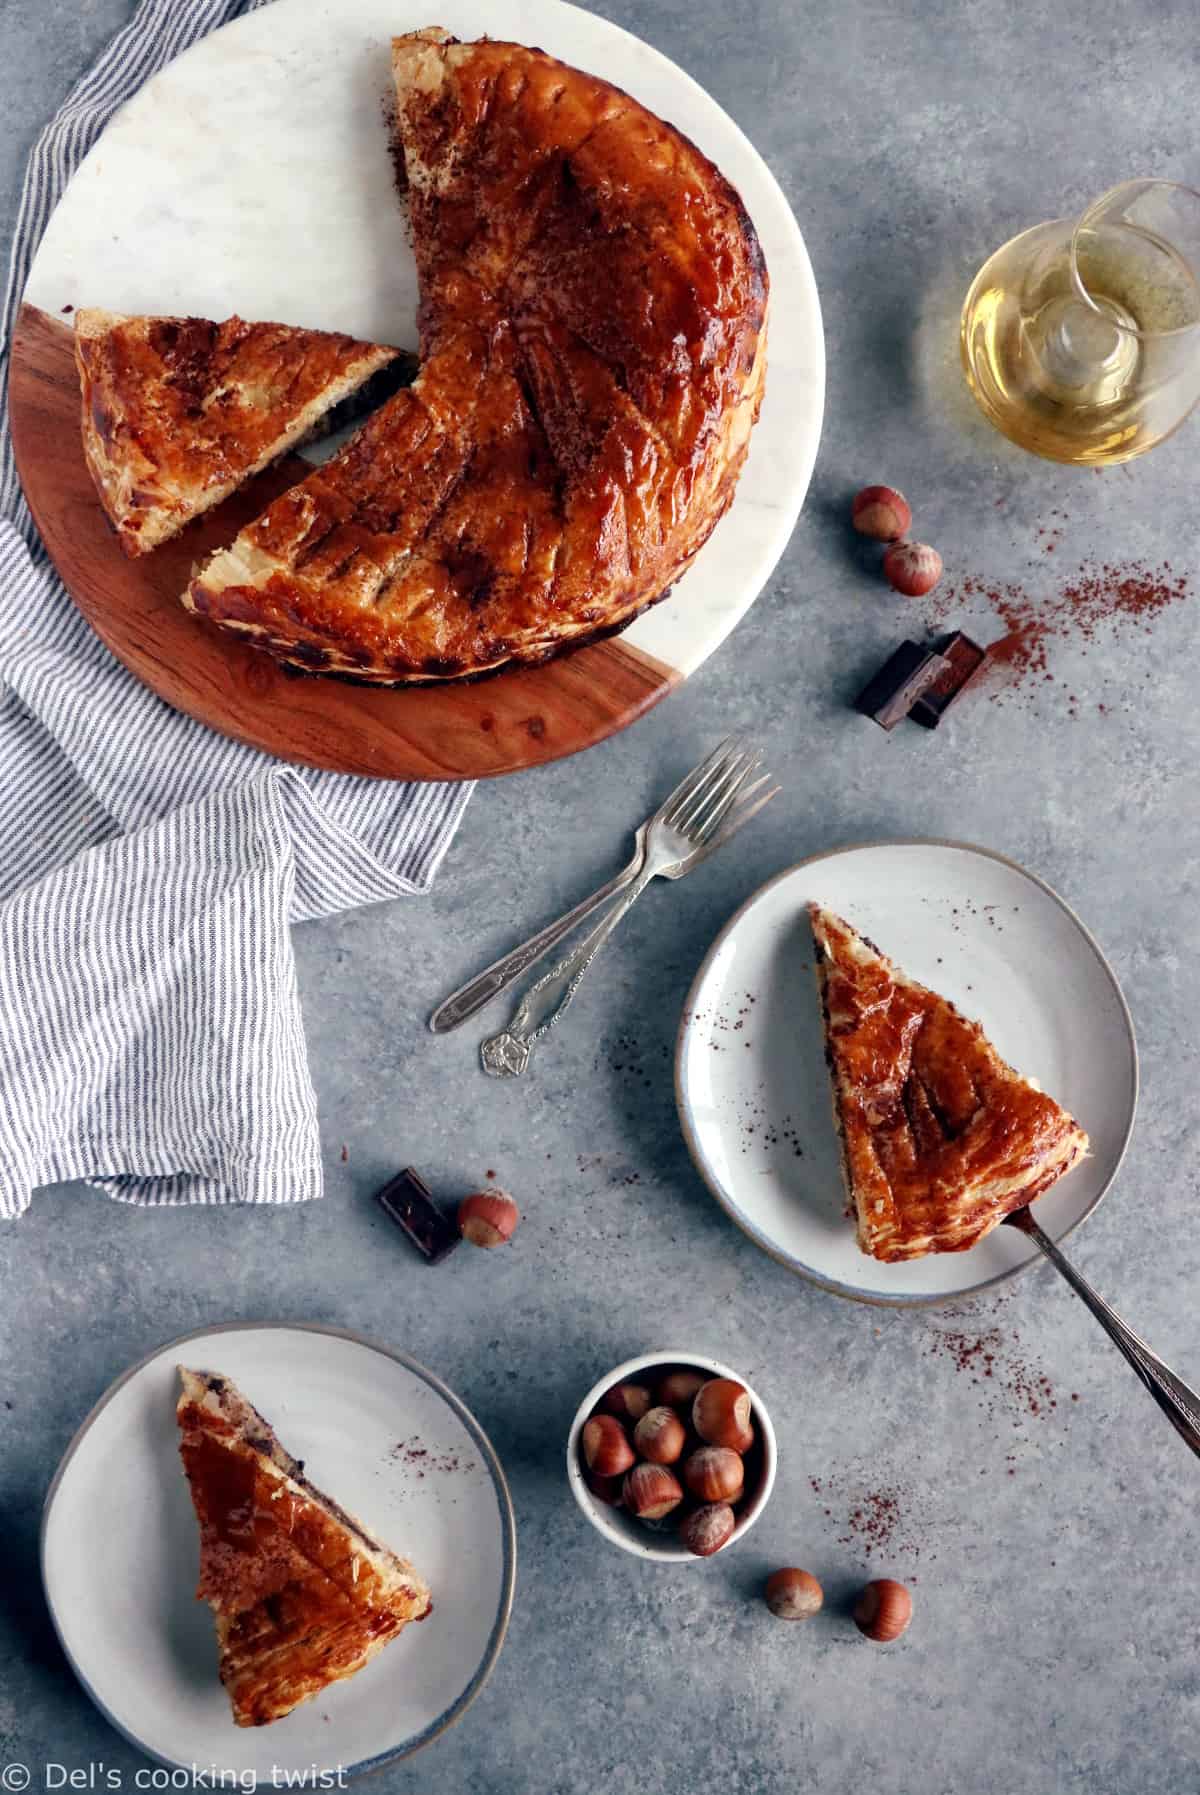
[
  {"left": 855, "top": 640, "right": 951, "bottom": 732},
  {"left": 910, "top": 632, "right": 988, "bottom": 728},
  {"left": 376, "top": 1167, "right": 460, "bottom": 1264}
]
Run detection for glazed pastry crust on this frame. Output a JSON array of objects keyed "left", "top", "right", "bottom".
[
  {"left": 75, "top": 309, "right": 398, "bottom": 556},
  {"left": 185, "top": 29, "right": 769, "bottom": 684},
  {"left": 810, "top": 905, "right": 1089, "bottom": 1262},
  {"left": 176, "top": 1368, "right": 431, "bottom": 1728}
]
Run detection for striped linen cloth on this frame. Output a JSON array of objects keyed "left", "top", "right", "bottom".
[{"left": 0, "top": 0, "right": 472, "bottom": 1216}]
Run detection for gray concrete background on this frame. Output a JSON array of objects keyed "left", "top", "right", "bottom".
[{"left": 4, "top": 2, "right": 1200, "bottom": 1791}]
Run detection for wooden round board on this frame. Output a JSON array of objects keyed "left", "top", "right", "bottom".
[
  {"left": 11, "top": 305, "right": 677, "bottom": 781},
  {"left": 11, "top": 0, "right": 823, "bottom": 782}
]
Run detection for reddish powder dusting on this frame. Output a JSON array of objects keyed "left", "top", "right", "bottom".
[
  {"left": 390, "top": 1436, "right": 477, "bottom": 1476},
  {"left": 927, "top": 558, "right": 1190, "bottom": 712},
  {"left": 844, "top": 1489, "right": 902, "bottom": 1555},
  {"left": 924, "top": 1321, "right": 1060, "bottom": 1423},
  {"left": 809, "top": 1474, "right": 928, "bottom": 1563},
  {"left": 735, "top": 1087, "right": 804, "bottom": 1160}
]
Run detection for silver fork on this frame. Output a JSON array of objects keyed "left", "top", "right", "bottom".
[
  {"left": 431, "top": 738, "right": 769, "bottom": 1034},
  {"left": 480, "top": 737, "right": 773, "bottom": 1078}
]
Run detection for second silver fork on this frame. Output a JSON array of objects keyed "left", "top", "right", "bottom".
[
  {"left": 480, "top": 737, "right": 769, "bottom": 1078},
  {"left": 432, "top": 736, "right": 763, "bottom": 1034}
]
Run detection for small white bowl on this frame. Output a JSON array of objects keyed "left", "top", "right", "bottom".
[{"left": 566, "top": 1349, "right": 777, "bottom": 1562}]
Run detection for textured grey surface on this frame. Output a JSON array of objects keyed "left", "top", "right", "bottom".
[{"left": 3, "top": 2, "right": 1200, "bottom": 1792}]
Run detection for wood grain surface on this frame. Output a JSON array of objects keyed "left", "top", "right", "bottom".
[{"left": 8, "top": 304, "right": 679, "bottom": 782}]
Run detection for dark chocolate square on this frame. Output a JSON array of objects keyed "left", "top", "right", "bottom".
[
  {"left": 855, "top": 641, "right": 952, "bottom": 732},
  {"left": 376, "top": 1167, "right": 460, "bottom": 1264},
  {"left": 909, "top": 632, "right": 988, "bottom": 728}
]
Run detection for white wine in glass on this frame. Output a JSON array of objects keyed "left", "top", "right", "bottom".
[{"left": 961, "top": 180, "right": 1200, "bottom": 465}]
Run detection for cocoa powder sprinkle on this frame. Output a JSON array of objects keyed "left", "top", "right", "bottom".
[
  {"left": 390, "top": 1436, "right": 477, "bottom": 1476},
  {"left": 926, "top": 555, "right": 1190, "bottom": 713},
  {"left": 924, "top": 1319, "right": 1058, "bottom": 1421},
  {"left": 810, "top": 1473, "right": 927, "bottom": 1563}
]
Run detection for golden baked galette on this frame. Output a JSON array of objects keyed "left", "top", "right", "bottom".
[
  {"left": 810, "top": 905, "right": 1088, "bottom": 1262},
  {"left": 177, "top": 1368, "right": 430, "bottom": 1727},
  {"left": 185, "top": 28, "right": 769, "bottom": 683},
  {"left": 75, "top": 310, "right": 399, "bottom": 556}
]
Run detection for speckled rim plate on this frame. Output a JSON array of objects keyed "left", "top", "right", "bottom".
[
  {"left": 674, "top": 839, "right": 1139, "bottom": 1307},
  {"left": 41, "top": 1322, "right": 516, "bottom": 1778}
]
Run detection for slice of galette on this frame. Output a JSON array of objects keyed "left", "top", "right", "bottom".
[{"left": 810, "top": 904, "right": 1088, "bottom": 1262}]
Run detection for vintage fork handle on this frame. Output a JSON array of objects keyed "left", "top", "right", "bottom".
[
  {"left": 429, "top": 831, "right": 646, "bottom": 1034},
  {"left": 480, "top": 863, "right": 657, "bottom": 1077},
  {"left": 1012, "top": 1209, "right": 1200, "bottom": 1457}
]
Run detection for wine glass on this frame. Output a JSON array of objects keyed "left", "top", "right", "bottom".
[{"left": 960, "top": 179, "right": 1200, "bottom": 465}]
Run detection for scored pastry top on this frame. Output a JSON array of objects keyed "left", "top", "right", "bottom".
[
  {"left": 186, "top": 29, "right": 769, "bottom": 684},
  {"left": 75, "top": 309, "right": 398, "bottom": 555},
  {"left": 810, "top": 905, "right": 1089, "bottom": 1262},
  {"left": 176, "top": 1367, "right": 430, "bottom": 1728}
]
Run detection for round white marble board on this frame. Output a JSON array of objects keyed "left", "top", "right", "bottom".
[
  {"left": 22, "top": 0, "right": 824, "bottom": 692},
  {"left": 675, "top": 841, "right": 1138, "bottom": 1306},
  {"left": 41, "top": 1324, "right": 516, "bottom": 1778}
]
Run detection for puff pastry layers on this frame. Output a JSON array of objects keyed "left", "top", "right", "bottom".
[
  {"left": 177, "top": 1368, "right": 430, "bottom": 1727},
  {"left": 810, "top": 905, "right": 1089, "bottom": 1262},
  {"left": 185, "top": 29, "right": 768, "bottom": 683},
  {"left": 75, "top": 310, "right": 399, "bottom": 556}
]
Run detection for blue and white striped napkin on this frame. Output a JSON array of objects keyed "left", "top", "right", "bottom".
[{"left": 0, "top": 0, "right": 472, "bottom": 1217}]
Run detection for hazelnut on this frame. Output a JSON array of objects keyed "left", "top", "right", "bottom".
[
  {"left": 657, "top": 1367, "right": 706, "bottom": 1411},
  {"left": 581, "top": 1414, "right": 635, "bottom": 1479},
  {"left": 623, "top": 1462, "right": 684, "bottom": 1522},
  {"left": 882, "top": 540, "right": 943, "bottom": 598},
  {"left": 851, "top": 484, "right": 912, "bottom": 542},
  {"left": 633, "top": 1406, "right": 687, "bottom": 1465},
  {"left": 682, "top": 1445, "right": 744, "bottom": 1504},
  {"left": 457, "top": 1188, "right": 519, "bottom": 1247},
  {"left": 678, "top": 1501, "right": 736, "bottom": 1557},
  {"left": 853, "top": 1578, "right": 913, "bottom": 1643},
  {"left": 764, "top": 1567, "right": 823, "bottom": 1620},
  {"left": 692, "top": 1378, "right": 754, "bottom": 1452},
  {"left": 600, "top": 1382, "right": 653, "bottom": 1424},
  {"left": 585, "top": 1471, "right": 625, "bottom": 1508}
]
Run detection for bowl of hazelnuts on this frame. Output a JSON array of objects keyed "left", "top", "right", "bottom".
[{"left": 566, "top": 1351, "right": 777, "bottom": 1561}]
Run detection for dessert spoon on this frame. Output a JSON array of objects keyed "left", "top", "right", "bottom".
[{"left": 1004, "top": 1205, "right": 1200, "bottom": 1456}]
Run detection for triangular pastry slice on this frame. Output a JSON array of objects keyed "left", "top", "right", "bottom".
[
  {"left": 810, "top": 905, "right": 1088, "bottom": 1262},
  {"left": 176, "top": 1368, "right": 431, "bottom": 1728},
  {"left": 75, "top": 309, "right": 401, "bottom": 555}
]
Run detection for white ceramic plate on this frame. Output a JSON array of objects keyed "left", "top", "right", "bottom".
[
  {"left": 41, "top": 1323, "right": 516, "bottom": 1778},
  {"left": 23, "top": 0, "right": 824, "bottom": 687},
  {"left": 675, "top": 841, "right": 1138, "bottom": 1305}
]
